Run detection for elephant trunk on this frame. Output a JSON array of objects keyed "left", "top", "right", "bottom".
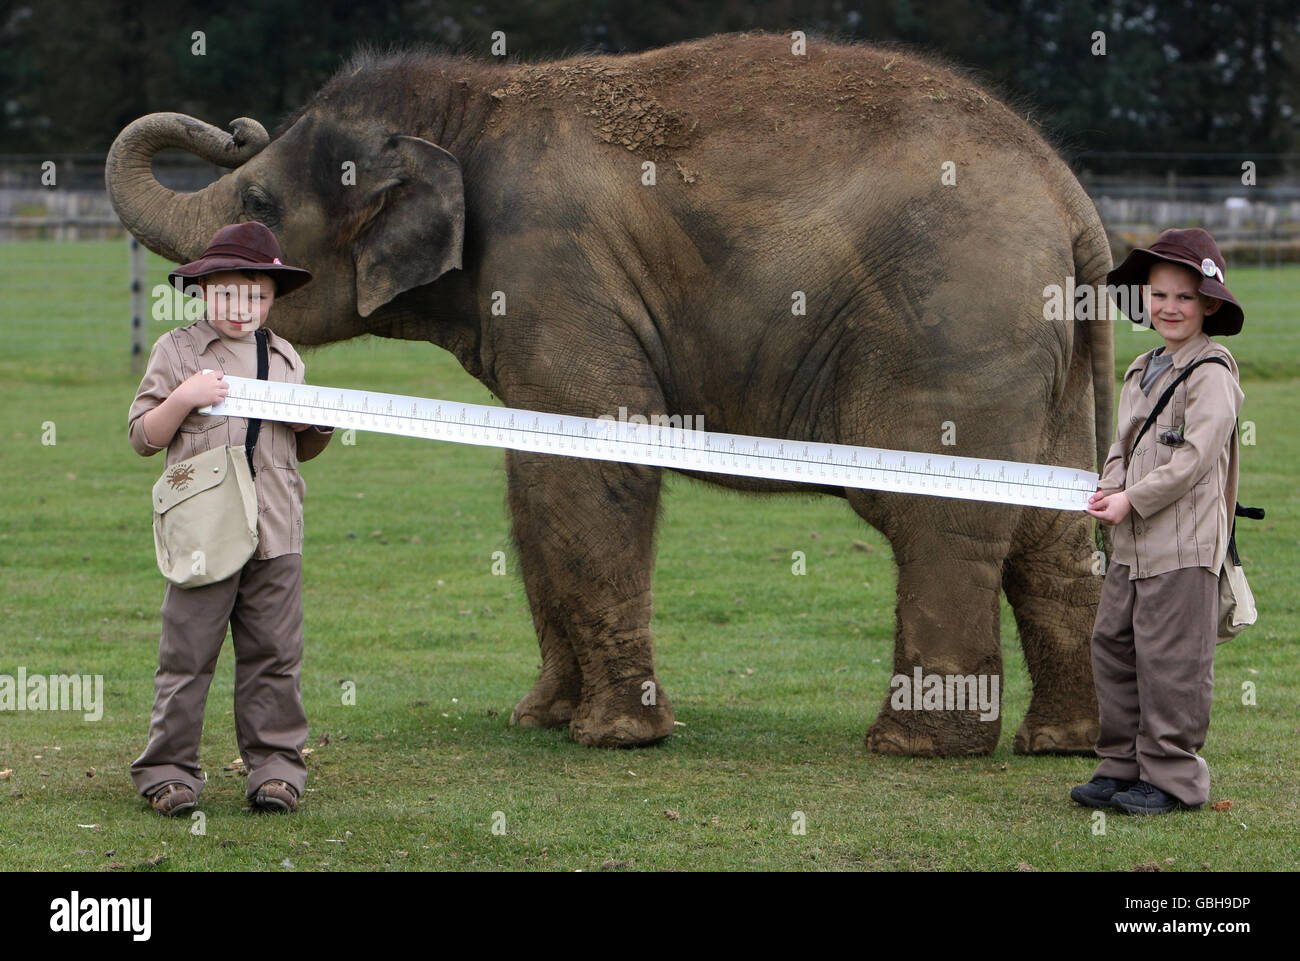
[{"left": 104, "top": 113, "right": 268, "bottom": 263}]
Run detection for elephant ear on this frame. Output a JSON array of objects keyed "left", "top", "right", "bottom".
[{"left": 354, "top": 135, "right": 465, "bottom": 318}]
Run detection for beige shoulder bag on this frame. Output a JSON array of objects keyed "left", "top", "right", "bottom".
[
  {"left": 152, "top": 329, "right": 268, "bottom": 588},
  {"left": 1218, "top": 503, "right": 1263, "bottom": 643}
]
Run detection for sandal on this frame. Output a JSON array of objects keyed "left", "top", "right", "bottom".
[
  {"left": 251, "top": 779, "right": 299, "bottom": 813},
  {"left": 149, "top": 781, "right": 198, "bottom": 817}
]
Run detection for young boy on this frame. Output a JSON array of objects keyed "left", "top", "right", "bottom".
[
  {"left": 127, "top": 222, "right": 334, "bottom": 815},
  {"left": 1072, "top": 227, "right": 1244, "bottom": 815}
]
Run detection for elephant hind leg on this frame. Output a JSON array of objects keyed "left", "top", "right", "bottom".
[
  {"left": 853, "top": 493, "right": 1010, "bottom": 756},
  {"left": 509, "top": 618, "right": 582, "bottom": 729},
  {"left": 1002, "top": 506, "right": 1102, "bottom": 755}
]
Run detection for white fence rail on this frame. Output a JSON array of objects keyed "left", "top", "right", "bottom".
[{"left": 2, "top": 160, "right": 1298, "bottom": 260}]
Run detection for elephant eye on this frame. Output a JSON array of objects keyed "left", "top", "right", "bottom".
[{"left": 242, "top": 186, "right": 279, "bottom": 225}]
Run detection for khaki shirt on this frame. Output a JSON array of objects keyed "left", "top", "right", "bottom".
[
  {"left": 1098, "top": 331, "right": 1243, "bottom": 579},
  {"left": 128, "top": 318, "right": 333, "bottom": 559}
]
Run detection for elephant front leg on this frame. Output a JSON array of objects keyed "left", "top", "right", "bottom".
[
  {"left": 863, "top": 525, "right": 1008, "bottom": 756},
  {"left": 507, "top": 448, "right": 582, "bottom": 728},
  {"left": 504, "top": 449, "right": 674, "bottom": 747}
]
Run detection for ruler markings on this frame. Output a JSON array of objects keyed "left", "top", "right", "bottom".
[{"left": 202, "top": 375, "right": 1096, "bottom": 509}]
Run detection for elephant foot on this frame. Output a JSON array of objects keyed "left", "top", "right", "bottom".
[
  {"left": 1013, "top": 714, "right": 1099, "bottom": 755},
  {"left": 509, "top": 674, "right": 581, "bottom": 729},
  {"left": 865, "top": 710, "right": 1000, "bottom": 757},
  {"left": 569, "top": 677, "right": 675, "bottom": 748}
]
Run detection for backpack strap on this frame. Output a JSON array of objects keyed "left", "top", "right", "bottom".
[
  {"left": 1129, "top": 355, "right": 1266, "bottom": 566},
  {"left": 1134, "top": 354, "right": 1266, "bottom": 566},
  {"left": 1128, "top": 356, "right": 1230, "bottom": 461},
  {"left": 243, "top": 329, "right": 270, "bottom": 479},
  {"left": 1228, "top": 503, "right": 1266, "bottom": 566}
]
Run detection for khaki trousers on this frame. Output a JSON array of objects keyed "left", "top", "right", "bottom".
[
  {"left": 131, "top": 553, "right": 308, "bottom": 800},
  {"left": 1090, "top": 561, "right": 1219, "bottom": 806}
]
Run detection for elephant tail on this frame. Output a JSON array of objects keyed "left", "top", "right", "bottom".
[
  {"left": 1067, "top": 186, "right": 1114, "bottom": 557},
  {"left": 1070, "top": 196, "right": 1114, "bottom": 479}
]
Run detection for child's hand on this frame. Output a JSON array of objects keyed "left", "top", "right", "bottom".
[
  {"left": 1087, "top": 487, "right": 1113, "bottom": 508},
  {"left": 1086, "top": 489, "right": 1132, "bottom": 525},
  {"left": 177, "top": 369, "right": 229, "bottom": 410}
]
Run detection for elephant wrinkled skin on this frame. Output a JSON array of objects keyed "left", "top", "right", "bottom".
[{"left": 107, "top": 31, "right": 1112, "bottom": 756}]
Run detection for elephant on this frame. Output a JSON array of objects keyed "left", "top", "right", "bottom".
[{"left": 106, "top": 30, "right": 1113, "bottom": 756}]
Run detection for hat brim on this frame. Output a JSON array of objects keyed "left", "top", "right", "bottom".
[
  {"left": 168, "top": 257, "right": 313, "bottom": 296},
  {"left": 1106, "top": 248, "right": 1243, "bottom": 336}
]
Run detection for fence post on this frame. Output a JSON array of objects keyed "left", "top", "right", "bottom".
[{"left": 130, "top": 235, "right": 146, "bottom": 373}]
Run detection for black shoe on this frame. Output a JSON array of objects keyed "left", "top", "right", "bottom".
[
  {"left": 1070, "top": 776, "right": 1136, "bottom": 808},
  {"left": 1111, "top": 780, "right": 1202, "bottom": 814}
]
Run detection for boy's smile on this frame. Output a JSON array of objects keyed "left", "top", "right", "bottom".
[
  {"left": 200, "top": 269, "right": 276, "bottom": 339},
  {"left": 1146, "top": 261, "right": 1221, "bottom": 353}
]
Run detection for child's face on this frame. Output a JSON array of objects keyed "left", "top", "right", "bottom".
[
  {"left": 1145, "top": 262, "right": 1220, "bottom": 350},
  {"left": 200, "top": 269, "right": 275, "bottom": 339}
]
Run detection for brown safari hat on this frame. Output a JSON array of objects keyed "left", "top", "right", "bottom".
[
  {"left": 1107, "top": 227, "right": 1242, "bottom": 336},
  {"left": 168, "top": 221, "right": 312, "bottom": 295}
]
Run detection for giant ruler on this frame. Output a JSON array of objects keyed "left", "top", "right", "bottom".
[{"left": 202, "top": 375, "right": 1097, "bottom": 510}]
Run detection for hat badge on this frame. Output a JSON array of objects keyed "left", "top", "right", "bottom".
[
  {"left": 1201, "top": 258, "right": 1217, "bottom": 277},
  {"left": 273, "top": 257, "right": 282, "bottom": 265}
]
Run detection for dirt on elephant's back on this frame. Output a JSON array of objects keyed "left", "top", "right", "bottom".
[{"left": 490, "top": 30, "right": 1046, "bottom": 164}]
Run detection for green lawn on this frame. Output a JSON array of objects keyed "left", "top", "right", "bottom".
[{"left": 1, "top": 241, "right": 1296, "bottom": 871}]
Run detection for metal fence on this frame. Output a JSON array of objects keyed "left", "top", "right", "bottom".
[
  {"left": 0, "top": 155, "right": 225, "bottom": 242},
  {"left": 3, "top": 156, "right": 1299, "bottom": 262},
  {"left": 1085, "top": 171, "right": 1300, "bottom": 265}
]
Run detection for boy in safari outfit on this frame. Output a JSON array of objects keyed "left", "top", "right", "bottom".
[
  {"left": 127, "top": 222, "right": 334, "bottom": 816},
  {"left": 1072, "top": 228, "right": 1244, "bottom": 815}
]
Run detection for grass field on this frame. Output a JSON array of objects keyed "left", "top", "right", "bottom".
[{"left": 1, "top": 240, "right": 1296, "bottom": 872}]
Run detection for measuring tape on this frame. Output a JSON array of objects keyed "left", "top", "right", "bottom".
[{"left": 201, "top": 375, "right": 1097, "bottom": 510}]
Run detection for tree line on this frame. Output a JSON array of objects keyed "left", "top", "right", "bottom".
[{"left": 3, "top": 0, "right": 1297, "bottom": 175}]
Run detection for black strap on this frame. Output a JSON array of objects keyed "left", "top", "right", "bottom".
[
  {"left": 243, "top": 329, "right": 269, "bottom": 479},
  {"left": 1129, "top": 353, "right": 1264, "bottom": 565},
  {"left": 1128, "top": 356, "right": 1230, "bottom": 461},
  {"left": 1228, "top": 503, "right": 1266, "bottom": 567}
]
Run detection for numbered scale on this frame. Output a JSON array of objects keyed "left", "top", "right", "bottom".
[{"left": 202, "top": 376, "right": 1097, "bottom": 510}]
